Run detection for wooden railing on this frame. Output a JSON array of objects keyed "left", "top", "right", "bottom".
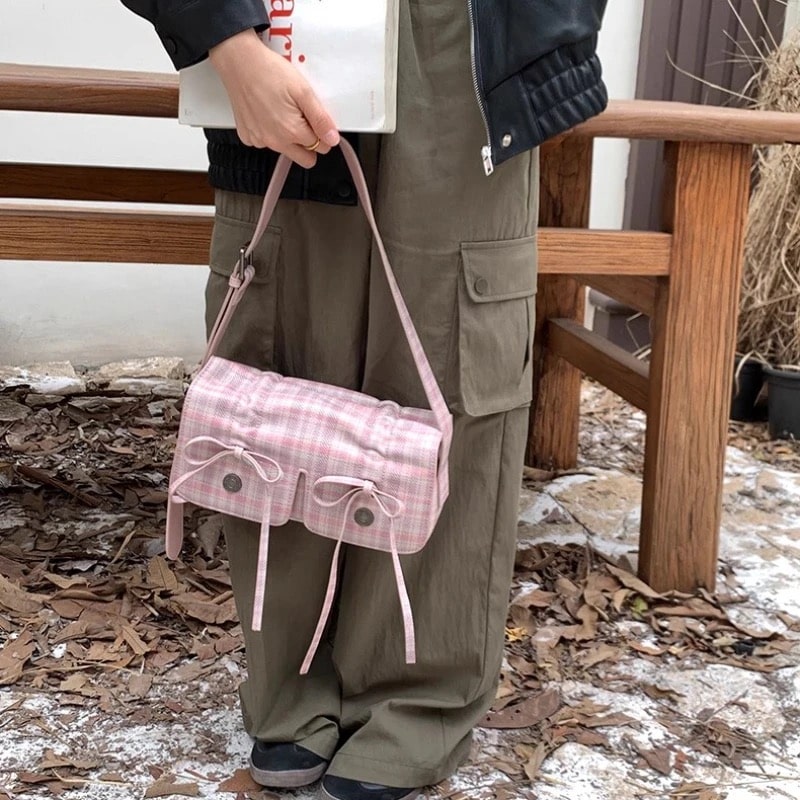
[{"left": 5, "top": 63, "right": 800, "bottom": 593}]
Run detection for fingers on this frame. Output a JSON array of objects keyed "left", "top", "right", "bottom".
[
  {"left": 294, "top": 118, "right": 332, "bottom": 156},
  {"left": 285, "top": 143, "right": 318, "bottom": 170},
  {"left": 296, "top": 84, "right": 340, "bottom": 148}
]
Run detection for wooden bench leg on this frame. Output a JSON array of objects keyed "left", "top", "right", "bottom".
[
  {"left": 527, "top": 137, "right": 593, "bottom": 469},
  {"left": 639, "top": 141, "right": 751, "bottom": 593}
]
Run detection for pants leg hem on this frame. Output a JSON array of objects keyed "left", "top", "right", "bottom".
[
  {"left": 326, "top": 752, "right": 456, "bottom": 788},
  {"left": 295, "top": 730, "right": 341, "bottom": 762},
  {"left": 251, "top": 729, "right": 340, "bottom": 762}
]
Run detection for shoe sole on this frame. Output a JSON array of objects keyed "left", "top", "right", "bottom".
[
  {"left": 249, "top": 759, "right": 327, "bottom": 789},
  {"left": 319, "top": 786, "right": 420, "bottom": 800}
]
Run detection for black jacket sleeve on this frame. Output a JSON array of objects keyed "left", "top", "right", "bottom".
[{"left": 120, "top": 0, "right": 269, "bottom": 70}]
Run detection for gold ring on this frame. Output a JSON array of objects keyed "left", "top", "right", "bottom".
[{"left": 304, "top": 137, "right": 321, "bottom": 152}]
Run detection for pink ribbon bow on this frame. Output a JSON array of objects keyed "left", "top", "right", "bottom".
[
  {"left": 300, "top": 475, "right": 412, "bottom": 675},
  {"left": 168, "top": 436, "right": 282, "bottom": 631}
]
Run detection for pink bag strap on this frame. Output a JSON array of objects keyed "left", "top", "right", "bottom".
[{"left": 202, "top": 140, "right": 452, "bottom": 456}]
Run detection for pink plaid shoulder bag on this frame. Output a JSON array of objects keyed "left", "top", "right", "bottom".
[{"left": 166, "top": 140, "right": 453, "bottom": 674}]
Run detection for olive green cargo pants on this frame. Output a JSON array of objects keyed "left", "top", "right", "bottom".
[{"left": 204, "top": 0, "right": 539, "bottom": 788}]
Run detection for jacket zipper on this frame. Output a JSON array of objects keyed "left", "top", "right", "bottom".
[{"left": 466, "top": 0, "right": 494, "bottom": 176}]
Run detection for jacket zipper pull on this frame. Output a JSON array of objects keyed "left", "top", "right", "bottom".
[{"left": 481, "top": 145, "right": 494, "bottom": 176}]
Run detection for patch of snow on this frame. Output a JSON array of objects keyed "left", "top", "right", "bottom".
[{"left": 519, "top": 493, "right": 565, "bottom": 526}]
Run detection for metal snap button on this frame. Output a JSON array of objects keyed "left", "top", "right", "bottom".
[
  {"left": 502, "top": 133, "right": 513, "bottom": 148},
  {"left": 354, "top": 507, "right": 375, "bottom": 527},
  {"left": 222, "top": 473, "right": 242, "bottom": 493},
  {"left": 474, "top": 277, "right": 489, "bottom": 295}
]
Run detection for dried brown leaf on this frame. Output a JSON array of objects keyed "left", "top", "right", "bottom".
[
  {"left": 507, "top": 654, "right": 539, "bottom": 678},
  {"left": 148, "top": 556, "right": 179, "bottom": 594},
  {"left": 14, "top": 772, "right": 53, "bottom": 785},
  {"left": 636, "top": 744, "right": 673, "bottom": 775},
  {"left": 575, "top": 642, "right": 619, "bottom": 668},
  {"left": 669, "top": 782, "right": 719, "bottom": 798},
  {"left": 128, "top": 673, "right": 154, "bottom": 698},
  {"left": 217, "top": 769, "right": 263, "bottom": 793},
  {"left": 0, "top": 574, "right": 46, "bottom": 614},
  {"left": 49, "top": 599, "right": 85, "bottom": 619},
  {"left": 572, "top": 728, "right": 610, "bottom": 748},
  {"left": 214, "top": 634, "right": 241, "bottom": 655},
  {"left": 144, "top": 776, "right": 200, "bottom": 798},
  {"left": 42, "top": 572, "right": 89, "bottom": 590},
  {"left": 612, "top": 588, "right": 630, "bottom": 612},
  {"left": 120, "top": 624, "right": 151, "bottom": 656},
  {"left": 482, "top": 688, "right": 561, "bottom": 729},
  {"left": 606, "top": 564, "right": 663, "bottom": 600},
  {"left": 629, "top": 641, "right": 667, "bottom": 656},
  {"left": 555, "top": 576, "right": 581, "bottom": 598},
  {"left": 652, "top": 600, "right": 727, "bottom": 620},
  {"left": 59, "top": 674, "right": 89, "bottom": 693},
  {"left": 170, "top": 594, "right": 237, "bottom": 625},
  {"left": 513, "top": 589, "right": 558, "bottom": 609},
  {"left": 574, "top": 605, "right": 599, "bottom": 641},
  {"left": 196, "top": 515, "right": 224, "bottom": 558},
  {"left": 581, "top": 711, "right": 637, "bottom": 729},
  {"left": 38, "top": 749, "right": 100, "bottom": 771},
  {"left": 641, "top": 683, "right": 683, "bottom": 702},
  {"left": 0, "top": 630, "right": 36, "bottom": 685},
  {"left": 515, "top": 742, "right": 546, "bottom": 782}
]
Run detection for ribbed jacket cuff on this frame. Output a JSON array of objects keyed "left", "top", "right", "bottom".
[
  {"left": 487, "top": 37, "right": 608, "bottom": 167},
  {"left": 155, "top": 0, "right": 269, "bottom": 70}
]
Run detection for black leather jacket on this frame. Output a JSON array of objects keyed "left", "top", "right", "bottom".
[
  {"left": 122, "top": 0, "right": 607, "bottom": 191},
  {"left": 469, "top": 0, "right": 607, "bottom": 173}
]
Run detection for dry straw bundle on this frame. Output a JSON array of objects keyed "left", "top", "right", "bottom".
[{"left": 738, "top": 30, "right": 800, "bottom": 368}]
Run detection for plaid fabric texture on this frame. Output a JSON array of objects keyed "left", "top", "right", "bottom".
[{"left": 168, "top": 355, "right": 446, "bottom": 556}]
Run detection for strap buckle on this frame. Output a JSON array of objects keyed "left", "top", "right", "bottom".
[{"left": 233, "top": 244, "right": 252, "bottom": 282}]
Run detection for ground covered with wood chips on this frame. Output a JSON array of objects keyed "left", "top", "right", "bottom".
[{"left": 1, "top": 360, "right": 799, "bottom": 800}]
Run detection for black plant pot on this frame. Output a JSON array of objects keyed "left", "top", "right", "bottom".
[
  {"left": 731, "top": 357, "right": 766, "bottom": 422},
  {"left": 765, "top": 365, "right": 800, "bottom": 440}
]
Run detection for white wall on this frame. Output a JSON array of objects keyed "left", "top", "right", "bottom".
[
  {"left": 0, "top": 0, "right": 210, "bottom": 366},
  {"left": 786, "top": 0, "right": 800, "bottom": 36},
  {"left": 591, "top": 0, "right": 645, "bottom": 229},
  {"left": 0, "top": 0, "right": 644, "bottom": 366}
]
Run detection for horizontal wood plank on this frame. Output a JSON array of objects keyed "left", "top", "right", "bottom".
[
  {"left": 4, "top": 64, "right": 800, "bottom": 144},
  {"left": 0, "top": 205, "right": 674, "bottom": 279},
  {"left": 572, "top": 99, "right": 800, "bottom": 145},
  {"left": 547, "top": 318, "right": 650, "bottom": 411},
  {"left": 583, "top": 275, "right": 659, "bottom": 316},
  {"left": 0, "top": 63, "right": 177, "bottom": 117},
  {"left": 0, "top": 164, "right": 213, "bottom": 205},
  {"left": 538, "top": 230, "right": 672, "bottom": 276},
  {"left": 0, "top": 205, "right": 213, "bottom": 264}
]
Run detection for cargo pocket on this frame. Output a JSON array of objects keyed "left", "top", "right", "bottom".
[
  {"left": 205, "top": 213, "right": 282, "bottom": 370},
  {"left": 457, "top": 236, "right": 538, "bottom": 416}
]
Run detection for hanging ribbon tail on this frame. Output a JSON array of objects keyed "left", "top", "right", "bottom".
[
  {"left": 165, "top": 494, "right": 185, "bottom": 560},
  {"left": 389, "top": 523, "right": 416, "bottom": 665},
  {"left": 300, "top": 536, "right": 344, "bottom": 675},
  {"left": 251, "top": 496, "right": 272, "bottom": 632}
]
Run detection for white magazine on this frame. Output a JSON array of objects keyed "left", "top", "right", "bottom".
[{"left": 179, "top": 0, "right": 399, "bottom": 133}]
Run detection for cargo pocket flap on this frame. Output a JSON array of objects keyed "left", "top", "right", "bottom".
[
  {"left": 461, "top": 236, "right": 538, "bottom": 303},
  {"left": 209, "top": 215, "right": 281, "bottom": 285}
]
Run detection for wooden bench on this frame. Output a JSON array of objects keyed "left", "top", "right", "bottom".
[{"left": 4, "top": 63, "right": 800, "bottom": 593}]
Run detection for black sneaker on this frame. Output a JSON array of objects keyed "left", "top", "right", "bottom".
[
  {"left": 321, "top": 775, "right": 420, "bottom": 800},
  {"left": 249, "top": 741, "right": 328, "bottom": 788}
]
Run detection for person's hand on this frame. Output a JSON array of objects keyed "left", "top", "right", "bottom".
[{"left": 209, "top": 29, "right": 340, "bottom": 168}]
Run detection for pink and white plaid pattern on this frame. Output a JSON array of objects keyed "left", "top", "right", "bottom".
[{"left": 166, "top": 140, "right": 453, "bottom": 674}]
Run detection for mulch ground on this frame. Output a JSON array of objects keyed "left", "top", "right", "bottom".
[{"left": 1, "top": 373, "right": 799, "bottom": 799}]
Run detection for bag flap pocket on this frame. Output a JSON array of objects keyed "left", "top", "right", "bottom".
[{"left": 461, "top": 236, "right": 538, "bottom": 303}]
